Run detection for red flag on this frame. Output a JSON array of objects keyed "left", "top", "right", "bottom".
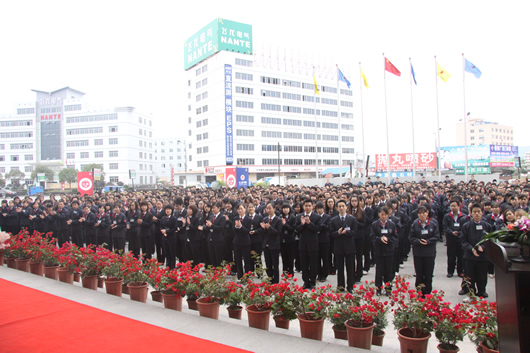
[{"left": 384, "top": 58, "right": 401, "bottom": 76}]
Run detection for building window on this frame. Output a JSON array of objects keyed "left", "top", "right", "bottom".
[
  {"left": 109, "top": 176, "right": 119, "bottom": 183},
  {"left": 95, "top": 151, "right": 103, "bottom": 158},
  {"left": 236, "top": 101, "right": 253, "bottom": 109},
  {"left": 237, "top": 144, "right": 254, "bottom": 151},
  {"left": 262, "top": 159, "right": 281, "bottom": 165},
  {"left": 109, "top": 138, "right": 118, "bottom": 145},
  {"left": 80, "top": 152, "right": 89, "bottom": 158},
  {"left": 10, "top": 143, "right": 33, "bottom": 150},
  {"left": 237, "top": 158, "right": 255, "bottom": 165},
  {"left": 94, "top": 139, "right": 103, "bottom": 146},
  {"left": 24, "top": 154, "right": 33, "bottom": 161},
  {"left": 236, "top": 115, "right": 254, "bottom": 123},
  {"left": 235, "top": 58, "right": 253, "bottom": 67},
  {"left": 25, "top": 166, "right": 33, "bottom": 173},
  {"left": 283, "top": 132, "right": 302, "bottom": 139},
  {"left": 202, "top": 132, "right": 208, "bottom": 139},
  {"left": 342, "top": 136, "right": 354, "bottom": 142},
  {"left": 109, "top": 163, "right": 119, "bottom": 170},
  {"left": 66, "top": 153, "right": 75, "bottom": 159},
  {"left": 236, "top": 129, "right": 254, "bottom": 137},
  {"left": 0, "top": 156, "right": 4, "bottom": 162},
  {"left": 262, "top": 131, "right": 282, "bottom": 138},
  {"left": 66, "top": 113, "right": 117, "bottom": 124},
  {"left": 66, "top": 127, "right": 103, "bottom": 135},
  {"left": 261, "top": 103, "right": 281, "bottom": 111},
  {"left": 109, "top": 151, "right": 118, "bottom": 157},
  {"left": 235, "top": 72, "right": 253, "bottom": 81},
  {"left": 66, "top": 140, "right": 89, "bottom": 147},
  {"left": 235, "top": 87, "right": 253, "bottom": 95}
]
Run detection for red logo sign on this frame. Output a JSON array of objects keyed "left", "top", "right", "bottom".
[
  {"left": 77, "top": 172, "right": 94, "bottom": 196},
  {"left": 225, "top": 167, "right": 237, "bottom": 188}
]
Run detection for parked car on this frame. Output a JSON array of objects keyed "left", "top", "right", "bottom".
[{"left": 0, "top": 187, "right": 17, "bottom": 198}]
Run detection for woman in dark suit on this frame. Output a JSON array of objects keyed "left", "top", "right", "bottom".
[
  {"left": 160, "top": 205, "right": 177, "bottom": 269},
  {"left": 125, "top": 201, "right": 140, "bottom": 257},
  {"left": 349, "top": 195, "right": 367, "bottom": 283},
  {"left": 185, "top": 205, "right": 201, "bottom": 266},
  {"left": 280, "top": 202, "right": 297, "bottom": 276}
]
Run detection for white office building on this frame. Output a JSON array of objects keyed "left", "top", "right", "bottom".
[
  {"left": 0, "top": 87, "right": 156, "bottom": 186},
  {"left": 184, "top": 19, "right": 356, "bottom": 184},
  {"left": 456, "top": 117, "right": 514, "bottom": 147},
  {"left": 154, "top": 137, "right": 186, "bottom": 184}
]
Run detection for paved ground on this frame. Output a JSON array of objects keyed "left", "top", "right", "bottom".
[{"left": 1, "top": 241, "right": 492, "bottom": 352}]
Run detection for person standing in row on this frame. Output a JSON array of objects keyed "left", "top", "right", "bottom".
[
  {"left": 205, "top": 202, "right": 225, "bottom": 267},
  {"left": 329, "top": 199, "right": 357, "bottom": 292},
  {"left": 161, "top": 205, "right": 177, "bottom": 269},
  {"left": 261, "top": 202, "right": 283, "bottom": 284},
  {"left": 371, "top": 206, "right": 397, "bottom": 295},
  {"left": 95, "top": 204, "right": 111, "bottom": 248},
  {"left": 315, "top": 201, "right": 331, "bottom": 282},
  {"left": 110, "top": 204, "right": 127, "bottom": 252},
  {"left": 125, "top": 202, "right": 140, "bottom": 257},
  {"left": 137, "top": 202, "right": 153, "bottom": 260},
  {"left": 409, "top": 205, "right": 440, "bottom": 296},
  {"left": 185, "top": 205, "right": 201, "bottom": 266},
  {"left": 296, "top": 198, "right": 321, "bottom": 289},
  {"left": 442, "top": 199, "right": 468, "bottom": 278},
  {"left": 233, "top": 204, "right": 252, "bottom": 279}
]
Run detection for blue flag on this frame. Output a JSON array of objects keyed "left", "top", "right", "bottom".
[
  {"left": 338, "top": 68, "right": 351, "bottom": 88},
  {"left": 410, "top": 63, "right": 417, "bottom": 85},
  {"left": 465, "top": 59, "right": 482, "bottom": 78}
]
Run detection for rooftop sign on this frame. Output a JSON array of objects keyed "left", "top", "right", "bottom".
[{"left": 184, "top": 18, "right": 252, "bottom": 70}]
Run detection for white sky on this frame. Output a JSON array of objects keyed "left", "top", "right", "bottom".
[{"left": 1, "top": 0, "right": 528, "bottom": 157}]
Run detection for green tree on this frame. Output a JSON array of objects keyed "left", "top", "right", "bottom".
[
  {"left": 30, "top": 164, "right": 55, "bottom": 181},
  {"left": 5, "top": 169, "right": 26, "bottom": 186},
  {"left": 81, "top": 163, "right": 105, "bottom": 187},
  {"left": 58, "top": 168, "right": 78, "bottom": 188}
]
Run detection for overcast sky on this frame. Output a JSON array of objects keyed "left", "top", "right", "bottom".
[{"left": 1, "top": 0, "right": 528, "bottom": 157}]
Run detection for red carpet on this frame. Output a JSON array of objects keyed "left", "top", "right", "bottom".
[{"left": 0, "top": 278, "right": 250, "bottom": 353}]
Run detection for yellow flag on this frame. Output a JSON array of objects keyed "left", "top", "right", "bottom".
[
  {"left": 313, "top": 75, "right": 319, "bottom": 95},
  {"left": 437, "top": 63, "right": 451, "bottom": 82},
  {"left": 361, "top": 70, "right": 369, "bottom": 88}
]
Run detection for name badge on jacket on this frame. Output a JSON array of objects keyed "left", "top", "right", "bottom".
[
  {"left": 421, "top": 229, "right": 428, "bottom": 235},
  {"left": 454, "top": 223, "right": 460, "bottom": 228},
  {"left": 476, "top": 225, "right": 483, "bottom": 231},
  {"left": 381, "top": 229, "right": 388, "bottom": 234}
]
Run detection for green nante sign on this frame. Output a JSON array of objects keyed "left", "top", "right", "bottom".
[{"left": 184, "top": 18, "right": 252, "bottom": 70}]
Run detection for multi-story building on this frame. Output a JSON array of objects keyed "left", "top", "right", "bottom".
[
  {"left": 154, "top": 137, "right": 186, "bottom": 184},
  {"left": 456, "top": 117, "right": 514, "bottom": 147},
  {"left": 0, "top": 87, "right": 156, "bottom": 185},
  {"left": 184, "top": 19, "right": 356, "bottom": 184}
]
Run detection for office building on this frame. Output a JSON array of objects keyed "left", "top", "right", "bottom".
[{"left": 456, "top": 117, "right": 514, "bottom": 147}]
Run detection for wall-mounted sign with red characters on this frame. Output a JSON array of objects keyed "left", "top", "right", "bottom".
[
  {"left": 40, "top": 114, "right": 61, "bottom": 121},
  {"left": 376, "top": 152, "right": 437, "bottom": 171}
]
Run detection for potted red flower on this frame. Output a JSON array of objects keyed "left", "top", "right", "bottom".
[
  {"left": 269, "top": 275, "right": 298, "bottom": 329},
  {"left": 122, "top": 252, "right": 150, "bottom": 303},
  {"left": 54, "top": 243, "right": 82, "bottom": 284},
  {"left": 194, "top": 265, "right": 230, "bottom": 320},
  {"left": 292, "top": 285, "right": 332, "bottom": 341},
  {"left": 468, "top": 299, "right": 498, "bottom": 353}
]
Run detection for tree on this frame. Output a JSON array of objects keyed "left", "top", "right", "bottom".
[
  {"left": 30, "top": 165, "right": 55, "bottom": 181},
  {"left": 5, "top": 169, "right": 26, "bottom": 186},
  {"left": 81, "top": 163, "right": 105, "bottom": 188},
  {"left": 58, "top": 168, "right": 78, "bottom": 188}
]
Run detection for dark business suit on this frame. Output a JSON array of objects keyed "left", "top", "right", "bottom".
[
  {"left": 138, "top": 211, "right": 154, "bottom": 260},
  {"left": 161, "top": 214, "right": 178, "bottom": 269},
  {"left": 295, "top": 212, "right": 322, "bottom": 289},
  {"left": 317, "top": 213, "right": 331, "bottom": 281},
  {"left": 262, "top": 215, "right": 283, "bottom": 284},
  {"left": 185, "top": 215, "right": 201, "bottom": 266},
  {"left": 247, "top": 213, "right": 264, "bottom": 271},
  {"left": 330, "top": 214, "right": 358, "bottom": 291},
  {"left": 233, "top": 215, "right": 252, "bottom": 279},
  {"left": 206, "top": 213, "right": 226, "bottom": 267}
]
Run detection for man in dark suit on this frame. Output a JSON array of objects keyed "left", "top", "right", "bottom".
[
  {"left": 205, "top": 201, "right": 226, "bottom": 267},
  {"left": 330, "top": 199, "right": 358, "bottom": 292},
  {"left": 247, "top": 203, "right": 263, "bottom": 271},
  {"left": 261, "top": 202, "right": 283, "bottom": 284},
  {"left": 152, "top": 201, "right": 165, "bottom": 265},
  {"left": 315, "top": 201, "right": 331, "bottom": 282},
  {"left": 295, "top": 198, "right": 321, "bottom": 289}
]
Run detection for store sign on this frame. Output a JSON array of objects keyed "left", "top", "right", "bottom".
[
  {"left": 375, "top": 152, "right": 437, "bottom": 171},
  {"left": 184, "top": 18, "right": 252, "bottom": 70},
  {"left": 440, "top": 145, "right": 491, "bottom": 174},
  {"left": 40, "top": 114, "right": 61, "bottom": 121},
  {"left": 225, "top": 167, "right": 237, "bottom": 188},
  {"left": 225, "top": 64, "right": 234, "bottom": 165},
  {"left": 77, "top": 172, "right": 94, "bottom": 196},
  {"left": 39, "top": 97, "right": 62, "bottom": 105},
  {"left": 236, "top": 168, "right": 249, "bottom": 188}
]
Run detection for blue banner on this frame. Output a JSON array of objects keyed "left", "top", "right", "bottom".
[
  {"left": 225, "top": 64, "right": 234, "bottom": 165},
  {"left": 236, "top": 167, "right": 249, "bottom": 189}
]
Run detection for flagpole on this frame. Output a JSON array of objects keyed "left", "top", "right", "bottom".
[
  {"left": 313, "top": 66, "right": 319, "bottom": 181},
  {"left": 359, "top": 62, "right": 366, "bottom": 184},
  {"left": 409, "top": 58, "right": 417, "bottom": 182},
  {"left": 434, "top": 55, "right": 442, "bottom": 183},
  {"left": 462, "top": 53, "right": 469, "bottom": 182},
  {"left": 337, "top": 64, "right": 343, "bottom": 185},
  {"left": 383, "top": 53, "right": 391, "bottom": 185}
]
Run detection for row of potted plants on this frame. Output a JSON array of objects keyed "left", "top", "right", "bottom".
[{"left": 1, "top": 230, "right": 498, "bottom": 353}]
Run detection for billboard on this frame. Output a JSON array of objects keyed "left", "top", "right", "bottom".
[
  {"left": 225, "top": 167, "right": 237, "bottom": 188},
  {"left": 490, "top": 145, "right": 518, "bottom": 167},
  {"left": 375, "top": 152, "right": 437, "bottom": 171},
  {"left": 440, "top": 145, "right": 490, "bottom": 174},
  {"left": 225, "top": 64, "right": 234, "bottom": 164},
  {"left": 184, "top": 18, "right": 253, "bottom": 70},
  {"left": 236, "top": 168, "right": 249, "bottom": 189}
]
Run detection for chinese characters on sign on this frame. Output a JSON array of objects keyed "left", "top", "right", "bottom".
[
  {"left": 375, "top": 152, "right": 436, "bottom": 171},
  {"left": 39, "top": 97, "right": 62, "bottom": 105},
  {"left": 489, "top": 145, "right": 518, "bottom": 167},
  {"left": 185, "top": 19, "right": 218, "bottom": 70},
  {"left": 225, "top": 64, "right": 234, "bottom": 165}
]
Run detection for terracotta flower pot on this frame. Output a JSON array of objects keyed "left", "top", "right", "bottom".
[
  {"left": 273, "top": 315, "right": 290, "bottom": 329},
  {"left": 397, "top": 328, "right": 431, "bottom": 353},
  {"left": 105, "top": 278, "right": 123, "bottom": 297},
  {"left": 57, "top": 267, "right": 74, "bottom": 284},
  {"left": 332, "top": 325, "right": 347, "bottom": 340},
  {"left": 6, "top": 257, "right": 17, "bottom": 269},
  {"left": 438, "top": 343, "right": 460, "bottom": 353},
  {"left": 0, "top": 252, "right": 4, "bottom": 266},
  {"left": 122, "top": 283, "right": 130, "bottom": 295},
  {"left": 162, "top": 292, "right": 182, "bottom": 311},
  {"left": 127, "top": 282, "right": 148, "bottom": 303},
  {"left": 98, "top": 276, "right": 105, "bottom": 288},
  {"left": 151, "top": 290, "right": 163, "bottom": 303},
  {"left": 29, "top": 261, "right": 44, "bottom": 276},
  {"left": 297, "top": 312, "right": 324, "bottom": 341},
  {"left": 345, "top": 320, "right": 375, "bottom": 350},
  {"left": 15, "top": 258, "right": 30, "bottom": 272},
  {"left": 82, "top": 275, "right": 99, "bottom": 290},
  {"left": 246, "top": 305, "right": 271, "bottom": 330},
  {"left": 187, "top": 298, "right": 198, "bottom": 310},
  {"left": 479, "top": 342, "right": 499, "bottom": 353},
  {"left": 197, "top": 297, "right": 220, "bottom": 319},
  {"left": 372, "top": 331, "right": 386, "bottom": 346},
  {"left": 44, "top": 265, "right": 59, "bottom": 280},
  {"left": 227, "top": 306, "right": 243, "bottom": 320},
  {"left": 74, "top": 272, "right": 81, "bottom": 282}
]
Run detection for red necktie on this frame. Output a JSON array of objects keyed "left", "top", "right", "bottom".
[{"left": 213, "top": 215, "right": 216, "bottom": 223}]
